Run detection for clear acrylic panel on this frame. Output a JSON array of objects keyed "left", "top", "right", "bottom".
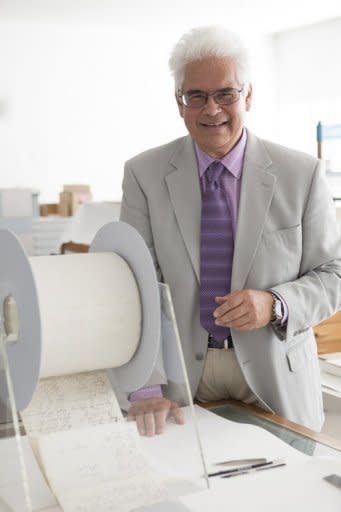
[{"left": 0, "top": 282, "right": 208, "bottom": 512}]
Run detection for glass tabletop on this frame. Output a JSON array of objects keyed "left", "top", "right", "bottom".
[
  {"left": 210, "top": 403, "right": 341, "bottom": 459},
  {"left": 2, "top": 398, "right": 341, "bottom": 459}
]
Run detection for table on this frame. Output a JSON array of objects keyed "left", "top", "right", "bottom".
[
  {"left": 1, "top": 402, "right": 341, "bottom": 512},
  {"left": 2, "top": 399, "right": 341, "bottom": 457}
]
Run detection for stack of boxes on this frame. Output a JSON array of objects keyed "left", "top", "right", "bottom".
[
  {"left": 40, "top": 184, "right": 92, "bottom": 217},
  {"left": 58, "top": 184, "right": 92, "bottom": 217},
  {"left": 37, "top": 185, "right": 92, "bottom": 255}
]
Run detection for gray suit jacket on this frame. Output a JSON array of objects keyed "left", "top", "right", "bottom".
[{"left": 120, "top": 130, "right": 341, "bottom": 431}]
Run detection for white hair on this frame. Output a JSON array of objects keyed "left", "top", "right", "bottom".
[{"left": 169, "top": 25, "right": 251, "bottom": 91}]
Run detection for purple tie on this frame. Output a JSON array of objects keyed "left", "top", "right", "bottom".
[{"left": 200, "top": 161, "right": 234, "bottom": 341}]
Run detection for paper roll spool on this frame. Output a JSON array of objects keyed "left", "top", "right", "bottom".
[
  {"left": 0, "top": 222, "right": 161, "bottom": 410},
  {"left": 30, "top": 253, "right": 141, "bottom": 379}
]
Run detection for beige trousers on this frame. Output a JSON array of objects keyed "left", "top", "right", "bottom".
[{"left": 196, "top": 348, "right": 259, "bottom": 405}]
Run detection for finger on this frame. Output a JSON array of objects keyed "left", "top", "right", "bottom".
[
  {"left": 144, "top": 412, "right": 156, "bottom": 437},
  {"left": 233, "top": 315, "right": 255, "bottom": 331},
  {"left": 214, "top": 297, "right": 243, "bottom": 318},
  {"left": 127, "top": 406, "right": 137, "bottom": 422},
  {"left": 215, "top": 294, "right": 229, "bottom": 304},
  {"left": 135, "top": 413, "right": 147, "bottom": 436},
  {"left": 215, "top": 304, "right": 247, "bottom": 325},
  {"left": 154, "top": 409, "right": 169, "bottom": 435},
  {"left": 215, "top": 290, "right": 243, "bottom": 305},
  {"left": 170, "top": 404, "right": 185, "bottom": 425},
  {"left": 227, "top": 312, "right": 250, "bottom": 328}
]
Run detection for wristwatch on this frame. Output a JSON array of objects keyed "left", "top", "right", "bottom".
[{"left": 270, "top": 293, "right": 284, "bottom": 323}]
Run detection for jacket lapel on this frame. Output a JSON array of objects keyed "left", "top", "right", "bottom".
[
  {"left": 165, "top": 137, "right": 201, "bottom": 282},
  {"left": 232, "top": 131, "right": 276, "bottom": 291}
]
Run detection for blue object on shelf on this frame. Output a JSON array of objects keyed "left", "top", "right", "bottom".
[{"left": 317, "top": 122, "right": 341, "bottom": 142}]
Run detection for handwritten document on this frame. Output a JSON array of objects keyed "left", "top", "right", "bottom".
[
  {"left": 20, "top": 371, "right": 189, "bottom": 511},
  {"left": 36, "top": 422, "right": 171, "bottom": 512},
  {"left": 21, "top": 371, "right": 123, "bottom": 436}
]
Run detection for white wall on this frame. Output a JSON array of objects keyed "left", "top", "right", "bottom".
[
  {"left": 0, "top": 7, "right": 277, "bottom": 203},
  {"left": 0, "top": 21, "right": 180, "bottom": 202},
  {"left": 273, "top": 17, "right": 341, "bottom": 160}
]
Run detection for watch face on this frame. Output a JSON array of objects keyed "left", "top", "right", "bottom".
[
  {"left": 271, "top": 294, "right": 283, "bottom": 323},
  {"left": 274, "top": 298, "right": 283, "bottom": 320}
]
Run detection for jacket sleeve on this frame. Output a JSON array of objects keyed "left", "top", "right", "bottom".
[
  {"left": 120, "top": 161, "right": 163, "bottom": 281},
  {"left": 119, "top": 160, "right": 168, "bottom": 396},
  {"left": 273, "top": 159, "right": 341, "bottom": 340}
]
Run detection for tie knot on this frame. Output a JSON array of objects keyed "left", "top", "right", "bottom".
[{"left": 206, "top": 161, "right": 225, "bottom": 187}]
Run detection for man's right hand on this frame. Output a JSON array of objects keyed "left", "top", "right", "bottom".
[{"left": 127, "top": 397, "right": 184, "bottom": 436}]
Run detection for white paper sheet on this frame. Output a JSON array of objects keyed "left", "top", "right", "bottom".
[
  {"left": 320, "top": 353, "right": 341, "bottom": 377},
  {"left": 0, "top": 437, "right": 57, "bottom": 511},
  {"left": 36, "top": 422, "right": 176, "bottom": 512},
  {"left": 321, "top": 372, "right": 341, "bottom": 393},
  {"left": 180, "top": 457, "right": 341, "bottom": 512},
  {"left": 141, "top": 405, "right": 307, "bottom": 480}
]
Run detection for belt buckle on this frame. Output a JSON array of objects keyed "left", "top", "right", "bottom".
[{"left": 208, "top": 334, "right": 229, "bottom": 350}]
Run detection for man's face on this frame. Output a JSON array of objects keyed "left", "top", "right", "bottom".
[{"left": 177, "top": 57, "right": 252, "bottom": 158}]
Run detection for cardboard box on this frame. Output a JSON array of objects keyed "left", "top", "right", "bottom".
[
  {"left": 40, "top": 203, "right": 59, "bottom": 216},
  {"left": 62, "top": 184, "right": 91, "bottom": 193},
  {"left": 58, "top": 185, "right": 92, "bottom": 217}
]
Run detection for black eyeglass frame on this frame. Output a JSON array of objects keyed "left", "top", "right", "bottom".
[{"left": 177, "top": 86, "right": 244, "bottom": 108}]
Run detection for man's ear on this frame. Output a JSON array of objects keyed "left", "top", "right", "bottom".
[{"left": 245, "top": 84, "right": 253, "bottom": 112}]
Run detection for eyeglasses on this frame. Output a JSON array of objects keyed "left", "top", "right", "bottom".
[{"left": 178, "top": 86, "right": 244, "bottom": 108}]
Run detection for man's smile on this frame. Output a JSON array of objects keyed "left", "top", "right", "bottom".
[{"left": 199, "top": 120, "right": 229, "bottom": 132}]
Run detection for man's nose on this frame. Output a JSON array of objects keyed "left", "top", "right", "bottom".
[{"left": 202, "top": 95, "right": 222, "bottom": 115}]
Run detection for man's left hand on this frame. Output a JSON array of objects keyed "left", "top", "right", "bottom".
[{"left": 214, "top": 289, "right": 273, "bottom": 331}]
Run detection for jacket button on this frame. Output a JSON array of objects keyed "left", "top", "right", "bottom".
[{"left": 195, "top": 352, "right": 204, "bottom": 361}]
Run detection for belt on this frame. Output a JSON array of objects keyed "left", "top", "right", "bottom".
[{"left": 208, "top": 333, "right": 234, "bottom": 350}]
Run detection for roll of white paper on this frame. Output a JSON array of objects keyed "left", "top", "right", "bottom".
[
  {"left": 0, "top": 223, "right": 159, "bottom": 410},
  {"left": 29, "top": 252, "right": 141, "bottom": 379}
]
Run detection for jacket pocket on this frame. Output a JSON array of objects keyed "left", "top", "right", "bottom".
[
  {"left": 262, "top": 224, "right": 302, "bottom": 247},
  {"left": 247, "top": 224, "right": 302, "bottom": 289},
  {"left": 286, "top": 338, "right": 313, "bottom": 372}
]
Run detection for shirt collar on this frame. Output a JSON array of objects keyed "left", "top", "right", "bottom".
[{"left": 194, "top": 128, "right": 247, "bottom": 180}]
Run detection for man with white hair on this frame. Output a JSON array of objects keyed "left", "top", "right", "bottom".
[{"left": 120, "top": 26, "right": 341, "bottom": 435}]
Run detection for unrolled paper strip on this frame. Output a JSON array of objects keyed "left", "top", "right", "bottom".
[{"left": 21, "top": 371, "right": 123, "bottom": 437}]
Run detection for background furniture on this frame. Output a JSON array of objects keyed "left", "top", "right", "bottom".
[
  {"left": 0, "top": 188, "right": 39, "bottom": 255},
  {"left": 33, "top": 216, "right": 72, "bottom": 255},
  {"left": 60, "top": 241, "right": 89, "bottom": 254},
  {"left": 59, "top": 201, "right": 120, "bottom": 253},
  {"left": 314, "top": 311, "right": 341, "bottom": 355}
]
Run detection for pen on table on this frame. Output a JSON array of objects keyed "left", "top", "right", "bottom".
[
  {"left": 221, "top": 459, "right": 286, "bottom": 479},
  {"left": 213, "top": 458, "right": 267, "bottom": 467},
  {"left": 208, "top": 458, "right": 286, "bottom": 478}
]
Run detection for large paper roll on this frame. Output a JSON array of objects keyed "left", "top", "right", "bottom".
[
  {"left": 29, "top": 253, "right": 141, "bottom": 379},
  {"left": 0, "top": 222, "right": 160, "bottom": 410}
]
